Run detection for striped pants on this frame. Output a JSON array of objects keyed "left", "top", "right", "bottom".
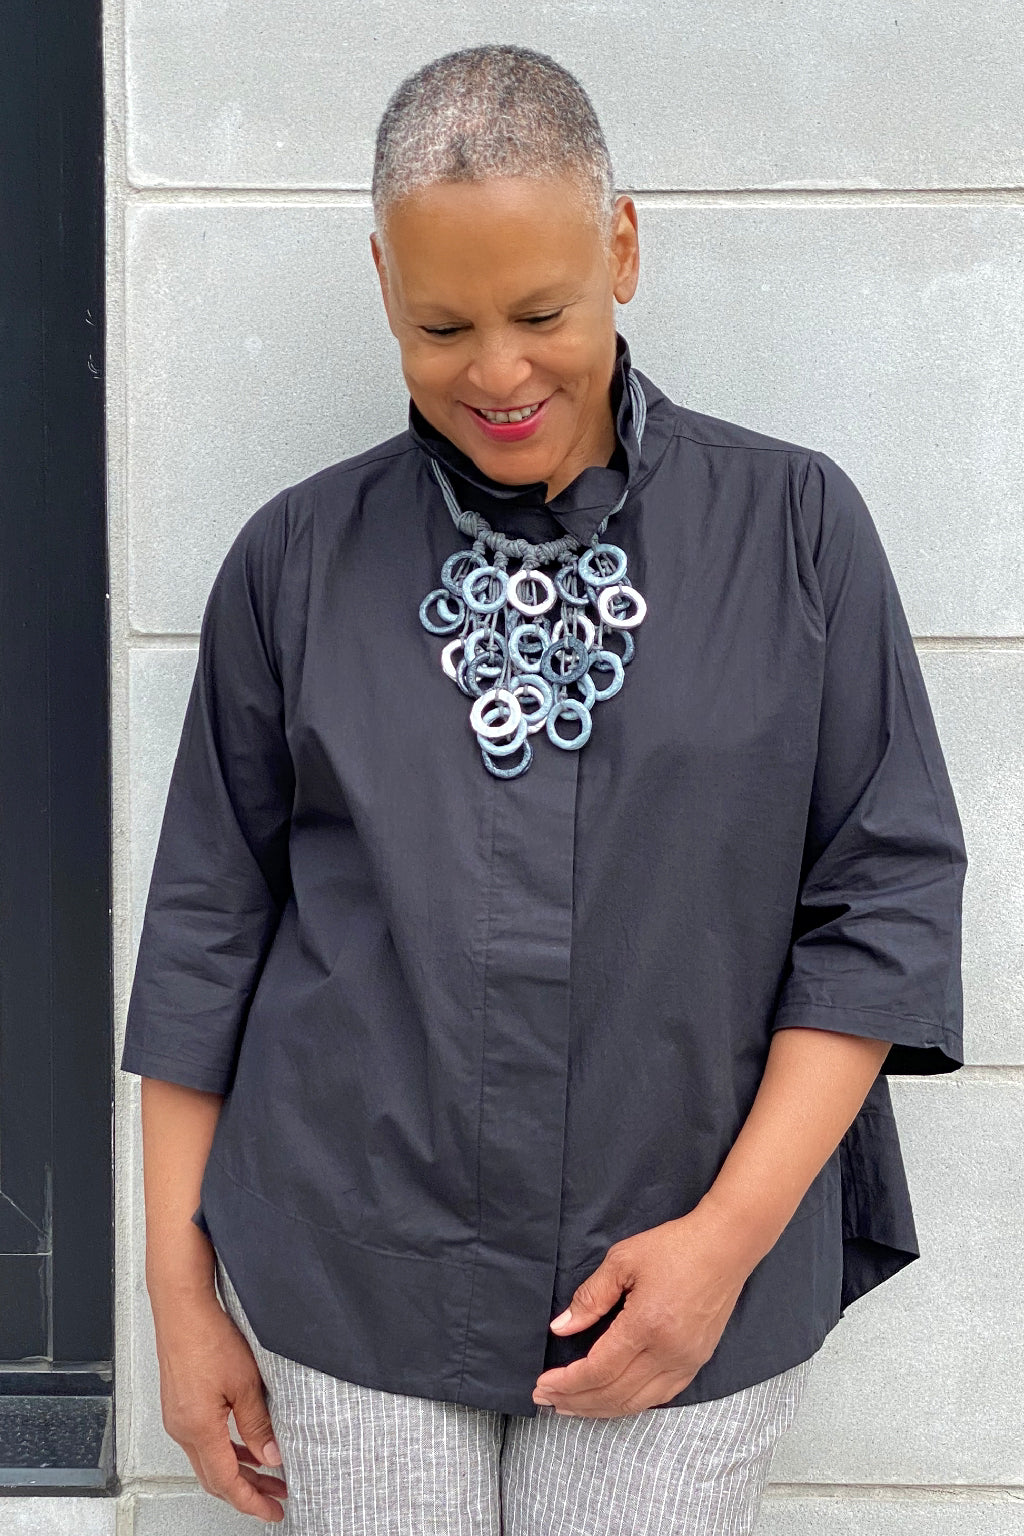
[{"left": 214, "top": 1250, "right": 812, "bottom": 1535}]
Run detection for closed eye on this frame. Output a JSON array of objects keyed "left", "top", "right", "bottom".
[{"left": 420, "top": 309, "right": 565, "bottom": 338}]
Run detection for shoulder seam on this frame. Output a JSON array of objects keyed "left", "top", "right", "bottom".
[{"left": 670, "top": 421, "right": 817, "bottom": 463}]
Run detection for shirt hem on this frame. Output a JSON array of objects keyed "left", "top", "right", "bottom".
[{"left": 197, "top": 1148, "right": 856, "bottom": 1416}]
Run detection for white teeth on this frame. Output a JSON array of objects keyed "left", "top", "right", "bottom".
[{"left": 477, "top": 402, "right": 541, "bottom": 424}]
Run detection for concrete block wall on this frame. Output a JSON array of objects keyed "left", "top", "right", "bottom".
[{"left": 56, "top": 1, "right": 1020, "bottom": 1530}]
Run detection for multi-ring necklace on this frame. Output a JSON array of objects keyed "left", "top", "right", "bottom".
[{"left": 418, "top": 374, "right": 650, "bottom": 779}]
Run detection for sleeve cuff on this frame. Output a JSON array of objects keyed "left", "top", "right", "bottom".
[
  {"left": 770, "top": 999, "right": 964, "bottom": 1076},
  {"left": 119, "top": 1043, "right": 232, "bottom": 1095}
]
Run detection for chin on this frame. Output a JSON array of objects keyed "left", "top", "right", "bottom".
[
  {"left": 465, "top": 436, "right": 548, "bottom": 469},
  {"left": 476, "top": 453, "right": 550, "bottom": 485}
]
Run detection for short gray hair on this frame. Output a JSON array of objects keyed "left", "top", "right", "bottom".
[{"left": 371, "top": 45, "right": 617, "bottom": 244}]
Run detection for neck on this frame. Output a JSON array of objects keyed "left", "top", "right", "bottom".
[{"left": 544, "top": 400, "right": 618, "bottom": 503}]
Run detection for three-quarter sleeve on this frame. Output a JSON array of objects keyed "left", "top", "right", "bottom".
[
  {"left": 119, "top": 492, "right": 295, "bottom": 1095},
  {"left": 770, "top": 451, "right": 968, "bottom": 1074}
]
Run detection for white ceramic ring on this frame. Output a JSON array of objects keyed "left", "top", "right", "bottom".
[
  {"left": 507, "top": 567, "right": 557, "bottom": 617},
  {"left": 597, "top": 583, "right": 647, "bottom": 630},
  {"left": 469, "top": 687, "right": 522, "bottom": 740},
  {"left": 551, "top": 612, "right": 596, "bottom": 649}
]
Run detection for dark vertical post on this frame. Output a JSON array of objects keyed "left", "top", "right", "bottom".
[{"left": 0, "top": 0, "right": 114, "bottom": 1493}]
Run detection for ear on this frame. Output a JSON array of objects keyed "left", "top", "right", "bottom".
[
  {"left": 370, "top": 230, "right": 398, "bottom": 332},
  {"left": 608, "top": 195, "right": 639, "bottom": 306}
]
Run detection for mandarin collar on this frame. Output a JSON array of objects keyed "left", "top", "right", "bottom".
[{"left": 407, "top": 332, "right": 648, "bottom": 545}]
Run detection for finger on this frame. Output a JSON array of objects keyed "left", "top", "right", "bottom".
[
  {"left": 539, "top": 1348, "right": 646, "bottom": 1408},
  {"left": 552, "top": 1262, "right": 628, "bottom": 1332},
  {"left": 536, "top": 1321, "right": 645, "bottom": 1398},
  {"left": 546, "top": 1360, "right": 682, "bottom": 1418},
  {"left": 193, "top": 1430, "right": 288, "bottom": 1523},
  {"left": 235, "top": 1462, "right": 289, "bottom": 1500},
  {"left": 230, "top": 1376, "right": 282, "bottom": 1470},
  {"left": 556, "top": 1369, "right": 685, "bottom": 1419},
  {"left": 231, "top": 1439, "right": 288, "bottom": 1491}
]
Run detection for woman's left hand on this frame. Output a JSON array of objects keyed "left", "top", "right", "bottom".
[{"left": 532, "top": 1206, "right": 754, "bottom": 1419}]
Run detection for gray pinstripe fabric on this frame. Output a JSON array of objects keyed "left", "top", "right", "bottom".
[{"left": 214, "top": 1251, "right": 812, "bottom": 1535}]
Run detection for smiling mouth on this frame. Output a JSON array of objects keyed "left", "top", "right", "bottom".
[{"left": 470, "top": 400, "right": 546, "bottom": 425}]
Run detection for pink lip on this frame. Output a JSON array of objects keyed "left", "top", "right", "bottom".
[{"left": 462, "top": 396, "right": 550, "bottom": 443}]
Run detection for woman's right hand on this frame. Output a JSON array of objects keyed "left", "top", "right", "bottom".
[
  {"left": 138, "top": 1079, "right": 285, "bottom": 1517},
  {"left": 152, "top": 1285, "right": 288, "bottom": 1523}
]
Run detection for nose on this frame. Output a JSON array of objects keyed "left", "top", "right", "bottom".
[{"left": 464, "top": 333, "right": 533, "bottom": 406}]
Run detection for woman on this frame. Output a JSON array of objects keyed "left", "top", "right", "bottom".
[{"left": 121, "top": 43, "right": 967, "bottom": 1535}]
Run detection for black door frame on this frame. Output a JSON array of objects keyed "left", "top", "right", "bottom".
[{"left": 0, "top": 0, "right": 115, "bottom": 1495}]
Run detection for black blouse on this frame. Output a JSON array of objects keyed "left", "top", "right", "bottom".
[{"left": 120, "top": 333, "right": 967, "bottom": 1415}]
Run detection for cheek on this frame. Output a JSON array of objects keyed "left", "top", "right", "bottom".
[
  {"left": 405, "top": 350, "right": 464, "bottom": 404},
  {"left": 542, "top": 341, "right": 601, "bottom": 402}
]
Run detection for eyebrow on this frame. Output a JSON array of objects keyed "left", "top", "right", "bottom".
[
  {"left": 511, "top": 286, "right": 574, "bottom": 306},
  {"left": 411, "top": 287, "right": 578, "bottom": 320}
]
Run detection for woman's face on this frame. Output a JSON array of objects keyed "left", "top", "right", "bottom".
[{"left": 370, "top": 175, "right": 639, "bottom": 501}]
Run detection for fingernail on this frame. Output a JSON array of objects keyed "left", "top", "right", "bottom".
[
  {"left": 550, "top": 1308, "right": 572, "bottom": 1329},
  {"left": 263, "top": 1438, "right": 283, "bottom": 1466}
]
